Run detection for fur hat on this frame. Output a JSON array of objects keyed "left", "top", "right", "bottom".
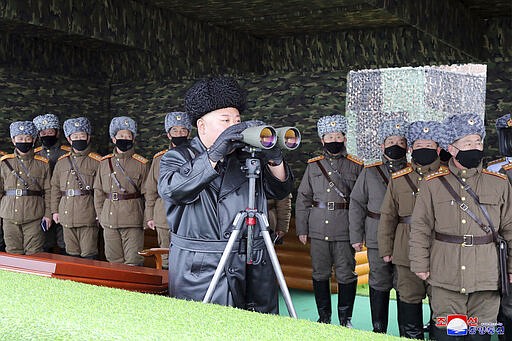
[
  {"left": 407, "top": 121, "right": 441, "bottom": 145},
  {"left": 317, "top": 114, "right": 347, "bottom": 138},
  {"left": 443, "top": 113, "right": 485, "bottom": 147},
  {"left": 109, "top": 116, "right": 137, "bottom": 138},
  {"left": 63, "top": 117, "right": 92, "bottom": 138},
  {"left": 10, "top": 121, "right": 38, "bottom": 139},
  {"left": 496, "top": 113, "right": 512, "bottom": 129},
  {"left": 33, "top": 113, "right": 60, "bottom": 131},
  {"left": 164, "top": 112, "right": 192, "bottom": 133},
  {"left": 184, "top": 76, "right": 247, "bottom": 127},
  {"left": 378, "top": 119, "right": 409, "bottom": 143}
]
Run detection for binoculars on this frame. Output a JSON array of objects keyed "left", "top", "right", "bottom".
[{"left": 241, "top": 126, "right": 301, "bottom": 150}]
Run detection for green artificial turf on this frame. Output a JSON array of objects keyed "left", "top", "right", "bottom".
[{"left": 0, "top": 270, "right": 402, "bottom": 340}]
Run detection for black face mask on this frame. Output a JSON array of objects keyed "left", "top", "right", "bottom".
[
  {"left": 324, "top": 142, "right": 344, "bottom": 154},
  {"left": 439, "top": 148, "right": 452, "bottom": 162},
  {"left": 411, "top": 148, "right": 438, "bottom": 166},
  {"left": 41, "top": 135, "right": 58, "bottom": 147},
  {"left": 115, "top": 139, "right": 134, "bottom": 152},
  {"left": 16, "top": 142, "right": 33, "bottom": 154},
  {"left": 384, "top": 145, "right": 407, "bottom": 160},
  {"left": 456, "top": 149, "right": 483, "bottom": 169},
  {"left": 71, "top": 140, "right": 89, "bottom": 152},
  {"left": 172, "top": 136, "right": 188, "bottom": 147}
]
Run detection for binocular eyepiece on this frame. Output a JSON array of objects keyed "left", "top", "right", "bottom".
[{"left": 241, "top": 126, "right": 301, "bottom": 150}]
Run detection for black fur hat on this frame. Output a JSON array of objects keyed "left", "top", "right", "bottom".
[{"left": 185, "top": 76, "right": 247, "bottom": 127}]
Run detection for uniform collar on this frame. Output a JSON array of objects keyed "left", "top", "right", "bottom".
[
  {"left": 323, "top": 146, "right": 347, "bottom": 160},
  {"left": 382, "top": 155, "right": 407, "bottom": 173},
  {"left": 113, "top": 147, "right": 135, "bottom": 159},
  {"left": 411, "top": 158, "right": 440, "bottom": 176},
  {"left": 72, "top": 145, "right": 91, "bottom": 157},
  {"left": 41, "top": 141, "right": 61, "bottom": 151},
  {"left": 14, "top": 148, "right": 34, "bottom": 161},
  {"left": 448, "top": 158, "right": 482, "bottom": 179}
]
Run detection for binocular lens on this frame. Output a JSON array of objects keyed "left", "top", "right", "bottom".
[
  {"left": 283, "top": 128, "right": 300, "bottom": 149},
  {"left": 260, "top": 127, "right": 277, "bottom": 148}
]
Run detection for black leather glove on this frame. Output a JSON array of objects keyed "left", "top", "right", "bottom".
[
  {"left": 207, "top": 122, "right": 248, "bottom": 162},
  {"left": 261, "top": 146, "right": 283, "bottom": 166}
]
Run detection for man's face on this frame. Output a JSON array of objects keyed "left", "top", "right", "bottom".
[
  {"left": 12, "top": 135, "right": 34, "bottom": 144},
  {"left": 168, "top": 126, "right": 189, "bottom": 138},
  {"left": 448, "top": 134, "right": 483, "bottom": 157},
  {"left": 381, "top": 135, "right": 407, "bottom": 152},
  {"left": 321, "top": 132, "right": 346, "bottom": 145},
  {"left": 112, "top": 129, "right": 134, "bottom": 144},
  {"left": 39, "top": 128, "right": 57, "bottom": 137},
  {"left": 411, "top": 139, "right": 437, "bottom": 151},
  {"left": 67, "top": 132, "right": 89, "bottom": 144},
  {"left": 197, "top": 107, "right": 241, "bottom": 148}
]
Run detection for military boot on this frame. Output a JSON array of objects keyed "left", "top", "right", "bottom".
[
  {"left": 396, "top": 291, "right": 405, "bottom": 337},
  {"left": 338, "top": 281, "right": 357, "bottom": 327},
  {"left": 369, "top": 287, "right": 390, "bottom": 333},
  {"left": 431, "top": 326, "right": 464, "bottom": 341},
  {"left": 398, "top": 300, "right": 424, "bottom": 339},
  {"left": 313, "top": 279, "right": 331, "bottom": 324}
]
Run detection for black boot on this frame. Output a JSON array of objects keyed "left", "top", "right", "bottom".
[
  {"left": 313, "top": 279, "right": 331, "bottom": 324},
  {"left": 338, "top": 281, "right": 357, "bottom": 327},
  {"left": 369, "top": 287, "right": 390, "bottom": 333},
  {"left": 500, "top": 313, "right": 512, "bottom": 341},
  {"left": 396, "top": 291, "right": 406, "bottom": 337},
  {"left": 466, "top": 334, "right": 491, "bottom": 341},
  {"left": 398, "top": 300, "right": 424, "bottom": 339},
  {"left": 431, "top": 325, "right": 464, "bottom": 341}
]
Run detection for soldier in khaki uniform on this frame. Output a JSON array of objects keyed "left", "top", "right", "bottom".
[
  {"left": 349, "top": 119, "right": 409, "bottom": 334},
  {"left": 410, "top": 113, "right": 512, "bottom": 340},
  {"left": 378, "top": 120, "right": 442, "bottom": 339},
  {"left": 94, "top": 116, "right": 149, "bottom": 266},
  {"left": 33, "top": 113, "right": 70, "bottom": 254},
  {"left": 296, "top": 114, "right": 364, "bottom": 326},
  {"left": 144, "top": 111, "right": 192, "bottom": 269},
  {"left": 0, "top": 121, "right": 51, "bottom": 255},
  {"left": 51, "top": 117, "right": 102, "bottom": 259}
]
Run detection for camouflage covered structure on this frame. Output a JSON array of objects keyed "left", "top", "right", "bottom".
[{"left": 0, "top": 0, "right": 510, "bottom": 181}]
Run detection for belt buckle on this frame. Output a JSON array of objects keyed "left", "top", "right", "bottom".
[
  {"left": 111, "top": 192, "right": 119, "bottom": 201},
  {"left": 327, "top": 202, "right": 335, "bottom": 211},
  {"left": 460, "top": 203, "right": 469, "bottom": 211},
  {"left": 462, "top": 234, "right": 473, "bottom": 247},
  {"left": 66, "top": 189, "right": 75, "bottom": 197},
  {"left": 15, "top": 189, "right": 23, "bottom": 197}
]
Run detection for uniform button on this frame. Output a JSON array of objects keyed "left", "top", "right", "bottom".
[
  {"left": 15, "top": 197, "right": 18, "bottom": 200},
  {"left": 461, "top": 266, "right": 466, "bottom": 270},
  {"left": 65, "top": 225, "right": 68, "bottom": 227},
  {"left": 19, "top": 171, "right": 22, "bottom": 175},
  {"left": 418, "top": 177, "right": 422, "bottom": 181},
  {"left": 460, "top": 185, "right": 465, "bottom": 189},
  {"left": 462, "top": 170, "right": 466, "bottom": 174},
  {"left": 183, "top": 168, "right": 190, "bottom": 175},
  {"left": 325, "top": 220, "right": 329, "bottom": 224},
  {"left": 113, "top": 171, "right": 117, "bottom": 175},
  {"left": 326, "top": 188, "right": 331, "bottom": 192},
  {"left": 109, "top": 225, "right": 112, "bottom": 228},
  {"left": 328, "top": 171, "right": 332, "bottom": 175},
  {"left": 228, "top": 267, "right": 235, "bottom": 273},
  {"left": 418, "top": 167, "right": 422, "bottom": 172},
  {"left": 67, "top": 181, "right": 70, "bottom": 185},
  {"left": 462, "top": 178, "right": 466, "bottom": 182},
  {"left": 110, "top": 212, "right": 112, "bottom": 215},
  {"left": 223, "top": 232, "right": 231, "bottom": 239},
  {"left": 461, "top": 219, "right": 466, "bottom": 224},
  {"left": 65, "top": 211, "right": 68, "bottom": 214},
  {"left": 111, "top": 185, "right": 114, "bottom": 189},
  {"left": 461, "top": 197, "right": 466, "bottom": 201},
  {"left": 461, "top": 288, "right": 466, "bottom": 294},
  {"left": 14, "top": 209, "right": 17, "bottom": 212},
  {"left": 324, "top": 236, "right": 329, "bottom": 241}
]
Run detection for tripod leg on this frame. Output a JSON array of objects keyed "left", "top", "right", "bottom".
[{"left": 203, "top": 212, "right": 246, "bottom": 304}]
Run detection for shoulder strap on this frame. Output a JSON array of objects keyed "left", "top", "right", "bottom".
[
  {"left": 375, "top": 165, "right": 389, "bottom": 185},
  {"left": 108, "top": 157, "right": 126, "bottom": 192},
  {"left": 403, "top": 173, "right": 419, "bottom": 195},
  {"left": 66, "top": 156, "right": 91, "bottom": 190},
  {"left": 3, "top": 159, "right": 29, "bottom": 189},
  {"left": 316, "top": 161, "right": 347, "bottom": 202}
]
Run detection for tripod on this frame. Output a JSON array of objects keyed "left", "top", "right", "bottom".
[{"left": 202, "top": 148, "right": 297, "bottom": 318}]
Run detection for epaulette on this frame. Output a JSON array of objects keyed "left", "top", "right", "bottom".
[
  {"left": 34, "top": 146, "right": 42, "bottom": 153},
  {"left": 347, "top": 154, "right": 364, "bottom": 166},
  {"left": 391, "top": 166, "right": 413, "bottom": 179},
  {"left": 153, "top": 149, "right": 168, "bottom": 159},
  {"left": 502, "top": 163, "right": 512, "bottom": 171},
  {"left": 88, "top": 152, "right": 102, "bottom": 162},
  {"left": 132, "top": 153, "right": 149, "bottom": 164},
  {"left": 0, "top": 151, "right": 6, "bottom": 156},
  {"left": 487, "top": 157, "right": 506, "bottom": 167},
  {"left": 101, "top": 153, "right": 114, "bottom": 161},
  {"left": 0, "top": 154, "right": 15, "bottom": 162},
  {"left": 34, "top": 155, "right": 49, "bottom": 164},
  {"left": 425, "top": 166, "right": 450, "bottom": 181},
  {"left": 308, "top": 155, "right": 324, "bottom": 163},
  {"left": 58, "top": 152, "right": 71, "bottom": 161},
  {"left": 482, "top": 168, "right": 508, "bottom": 180},
  {"left": 61, "top": 145, "right": 71, "bottom": 152},
  {"left": 364, "top": 161, "right": 383, "bottom": 168}
]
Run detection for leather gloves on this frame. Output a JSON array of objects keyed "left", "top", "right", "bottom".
[{"left": 207, "top": 122, "right": 248, "bottom": 162}]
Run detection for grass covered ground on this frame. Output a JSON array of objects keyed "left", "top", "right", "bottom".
[{"left": 0, "top": 270, "right": 402, "bottom": 340}]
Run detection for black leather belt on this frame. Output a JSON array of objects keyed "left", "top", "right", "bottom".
[
  {"left": 399, "top": 215, "right": 412, "bottom": 224},
  {"left": 4, "top": 189, "right": 43, "bottom": 197},
  {"left": 106, "top": 192, "right": 141, "bottom": 201},
  {"left": 312, "top": 201, "right": 349, "bottom": 210},
  {"left": 61, "top": 189, "right": 92, "bottom": 197},
  {"left": 367, "top": 210, "right": 381, "bottom": 220},
  {"left": 435, "top": 231, "right": 494, "bottom": 246}
]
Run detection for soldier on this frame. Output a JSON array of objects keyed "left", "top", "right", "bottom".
[
  {"left": 0, "top": 121, "right": 51, "bottom": 255},
  {"left": 144, "top": 111, "right": 192, "bottom": 269},
  {"left": 487, "top": 113, "right": 512, "bottom": 177},
  {"left": 295, "top": 114, "right": 364, "bottom": 326},
  {"left": 51, "top": 117, "right": 102, "bottom": 259},
  {"left": 349, "top": 118, "right": 409, "bottom": 334},
  {"left": 410, "top": 113, "right": 512, "bottom": 340},
  {"left": 378, "top": 120, "right": 442, "bottom": 339},
  {"left": 33, "top": 113, "right": 70, "bottom": 254},
  {"left": 93, "top": 116, "right": 149, "bottom": 266}
]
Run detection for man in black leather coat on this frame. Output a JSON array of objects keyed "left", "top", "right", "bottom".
[{"left": 158, "top": 76, "right": 294, "bottom": 313}]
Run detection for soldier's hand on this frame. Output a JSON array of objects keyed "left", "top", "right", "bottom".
[
  {"left": 352, "top": 242, "right": 363, "bottom": 252},
  {"left": 52, "top": 213, "right": 60, "bottom": 224},
  {"left": 43, "top": 217, "right": 52, "bottom": 230},
  {"left": 415, "top": 272, "right": 430, "bottom": 281},
  {"left": 383, "top": 255, "right": 393, "bottom": 263},
  {"left": 207, "top": 122, "right": 248, "bottom": 163},
  {"left": 146, "top": 220, "right": 155, "bottom": 230},
  {"left": 298, "top": 235, "right": 308, "bottom": 245}
]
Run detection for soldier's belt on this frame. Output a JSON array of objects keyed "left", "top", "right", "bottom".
[
  {"left": 367, "top": 210, "right": 381, "bottom": 220},
  {"left": 61, "top": 189, "right": 92, "bottom": 197},
  {"left": 398, "top": 215, "right": 412, "bottom": 224},
  {"left": 435, "top": 231, "right": 494, "bottom": 247},
  {"left": 312, "top": 201, "right": 349, "bottom": 210},
  {"left": 4, "top": 189, "right": 43, "bottom": 197},
  {"left": 106, "top": 192, "right": 141, "bottom": 201}
]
